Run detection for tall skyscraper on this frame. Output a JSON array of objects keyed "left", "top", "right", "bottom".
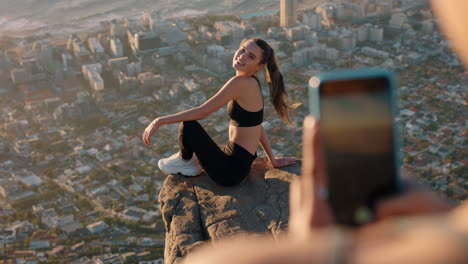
[{"left": 280, "top": 0, "right": 297, "bottom": 27}]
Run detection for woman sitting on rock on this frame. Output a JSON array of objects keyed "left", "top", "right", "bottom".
[{"left": 142, "top": 38, "right": 297, "bottom": 186}]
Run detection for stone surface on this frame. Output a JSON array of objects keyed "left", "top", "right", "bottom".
[{"left": 158, "top": 162, "right": 301, "bottom": 264}]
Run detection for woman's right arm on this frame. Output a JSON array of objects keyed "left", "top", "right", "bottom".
[
  {"left": 259, "top": 125, "right": 276, "bottom": 165},
  {"left": 259, "top": 125, "right": 297, "bottom": 167},
  {"left": 142, "top": 76, "right": 249, "bottom": 145}
]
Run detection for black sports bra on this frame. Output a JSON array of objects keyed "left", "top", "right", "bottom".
[{"left": 228, "top": 76, "right": 263, "bottom": 127}]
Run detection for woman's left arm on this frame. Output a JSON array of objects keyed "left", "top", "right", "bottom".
[
  {"left": 259, "top": 125, "right": 296, "bottom": 167},
  {"left": 142, "top": 76, "right": 244, "bottom": 146}
]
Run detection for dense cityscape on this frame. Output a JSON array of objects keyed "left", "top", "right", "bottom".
[{"left": 0, "top": 0, "right": 466, "bottom": 263}]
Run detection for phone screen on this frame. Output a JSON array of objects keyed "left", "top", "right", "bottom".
[{"left": 320, "top": 77, "right": 398, "bottom": 226}]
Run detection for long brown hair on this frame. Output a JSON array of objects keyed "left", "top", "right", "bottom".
[{"left": 243, "top": 38, "right": 296, "bottom": 125}]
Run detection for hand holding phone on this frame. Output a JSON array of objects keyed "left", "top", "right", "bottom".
[{"left": 308, "top": 68, "right": 403, "bottom": 227}]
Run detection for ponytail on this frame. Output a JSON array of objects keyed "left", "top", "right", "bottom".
[{"left": 252, "top": 38, "right": 296, "bottom": 125}]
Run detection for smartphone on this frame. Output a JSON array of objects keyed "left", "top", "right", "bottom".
[{"left": 309, "top": 68, "right": 403, "bottom": 227}]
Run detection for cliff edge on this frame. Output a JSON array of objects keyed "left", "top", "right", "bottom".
[{"left": 158, "top": 163, "right": 301, "bottom": 264}]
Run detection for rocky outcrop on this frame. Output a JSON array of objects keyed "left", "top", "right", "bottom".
[{"left": 158, "top": 163, "right": 301, "bottom": 264}]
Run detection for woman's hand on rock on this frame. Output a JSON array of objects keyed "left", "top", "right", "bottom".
[{"left": 271, "top": 157, "right": 297, "bottom": 168}]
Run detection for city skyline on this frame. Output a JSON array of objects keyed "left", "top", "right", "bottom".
[{"left": 0, "top": 0, "right": 465, "bottom": 263}]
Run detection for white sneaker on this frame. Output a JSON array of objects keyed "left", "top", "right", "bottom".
[{"left": 158, "top": 152, "right": 203, "bottom": 176}]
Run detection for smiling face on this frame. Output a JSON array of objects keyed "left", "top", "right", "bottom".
[{"left": 232, "top": 40, "right": 265, "bottom": 76}]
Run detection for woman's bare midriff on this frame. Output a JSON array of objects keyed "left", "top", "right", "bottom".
[{"left": 229, "top": 124, "right": 262, "bottom": 155}]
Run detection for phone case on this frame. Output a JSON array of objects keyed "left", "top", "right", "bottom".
[{"left": 308, "top": 67, "right": 404, "bottom": 196}]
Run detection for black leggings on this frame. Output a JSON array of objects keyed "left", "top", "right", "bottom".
[{"left": 178, "top": 121, "right": 257, "bottom": 186}]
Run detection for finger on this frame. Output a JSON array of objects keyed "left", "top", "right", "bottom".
[
  {"left": 289, "top": 179, "right": 309, "bottom": 239},
  {"left": 289, "top": 179, "right": 302, "bottom": 217},
  {"left": 302, "top": 116, "right": 317, "bottom": 187},
  {"left": 145, "top": 130, "right": 151, "bottom": 146},
  {"left": 376, "top": 191, "right": 453, "bottom": 219},
  {"left": 301, "top": 116, "right": 317, "bottom": 210},
  {"left": 312, "top": 119, "right": 327, "bottom": 187},
  {"left": 375, "top": 194, "right": 413, "bottom": 218},
  {"left": 145, "top": 130, "right": 149, "bottom": 146},
  {"left": 302, "top": 116, "right": 334, "bottom": 228},
  {"left": 148, "top": 125, "right": 156, "bottom": 145}
]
